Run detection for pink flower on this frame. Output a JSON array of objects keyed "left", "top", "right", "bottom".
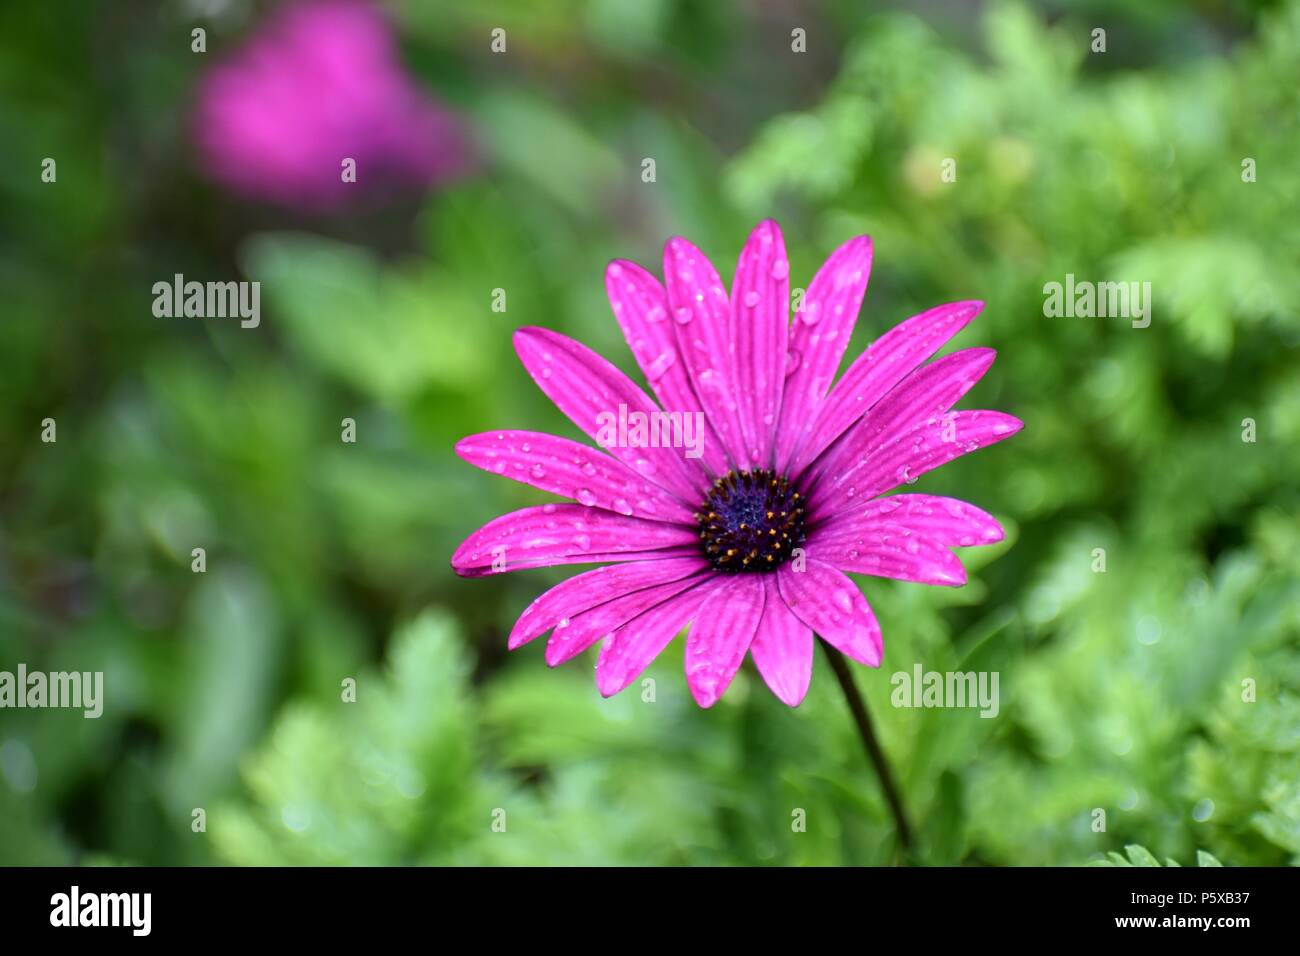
[
  {"left": 453, "top": 222, "right": 1022, "bottom": 708},
  {"left": 192, "top": 0, "right": 473, "bottom": 209}
]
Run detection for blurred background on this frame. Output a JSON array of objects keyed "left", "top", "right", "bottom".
[{"left": 1, "top": 0, "right": 1297, "bottom": 866}]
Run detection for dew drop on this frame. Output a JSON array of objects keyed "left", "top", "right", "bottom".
[
  {"left": 646, "top": 350, "right": 676, "bottom": 381},
  {"left": 743, "top": 290, "right": 761, "bottom": 308},
  {"left": 572, "top": 534, "right": 592, "bottom": 552},
  {"left": 530, "top": 464, "right": 546, "bottom": 479},
  {"left": 771, "top": 259, "right": 790, "bottom": 280},
  {"left": 673, "top": 306, "right": 693, "bottom": 324},
  {"left": 576, "top": 488, "right": 597, "bottom": 506},
  {"left": 613, "top": 498, "right": 633, "bottom": 516}
]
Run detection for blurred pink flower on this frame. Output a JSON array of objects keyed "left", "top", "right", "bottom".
[
  {"left": 452, "top": 221, "right": 1022, "bottom": 708},
  {"left": 193, "top": 0, "right": 473, "bottom": 209}
]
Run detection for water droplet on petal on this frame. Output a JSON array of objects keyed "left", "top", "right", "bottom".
[
  {"left": 572, "top": 534, "right": 592, "bottom": 552},
  {"left": 743, "top": 290, "right": 761, "bottom": 308},
  {"left": 530, "top": 464, "right": 546, "bottom": 479},
  {"left": 646, "top": 350, "right": 676, "bottom": 381},
  {"left": 576, "top": 488, "right": 597, "bottom": 506},
  {"left": 784, "top": 349, "right": 801, "bottom": 376},
  {"left": 581, "top": 461, "right": 597, "bottom": 477},
  {"left": 674, "top": 306, "right": 693, "bottom": 324},
  {"left": 613, "top": 498, "right": 633, "bottom": 516},
  {"left": 771, "top": 259, "right": 790, "bottom": 280}
]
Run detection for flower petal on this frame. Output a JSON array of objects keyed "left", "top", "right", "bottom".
[
  {"left": 546, "top": 570, "right": 714, "bottom": 666},
  {"left": 605, "top": 260, "right": 731, "bottom": 478},
  {"left": 809, "top": 522, "right": 968, "bottom": 586},
  {"left": 456, "top": 430, "right": 696, "bottom": 524},
  {"left": 775, "top": 235, "right": 872, "bottom": 473},
  {"left": 777, "top": 560, "right": 882, "bottom": 667},
  {"left": 662, "top": 237, "right": 752, "bottom": 470},
  {"left": 451, "top": 505, "right": 699, "bottom": 576},
  {"left": 790, "top": 301, "right": 983, "bottom": 479},
  {"left": 749, "top": 576, "right": 814, "bottom": 707},
  {"left": 801, "top": 347, "right": 996, "bottom": 487},
  {"left": 508, "top": 556, "right": 711, "bottom": 650},
  {"left": 683, "top": 573, "right": 766, "bottom": 707},
  {"left": 513, "top": 327, "right": 709, "bottom": 503},
  {"left": 595, "top": 576, "right": 723, "bottom": 698},
  {"left": 729, "top": 220, "right": 790, "bottom": 468},
  {"left": 815, "top": 494, "right": 1004, "bottom": 549},
  {"left": 807, "top": 410, "right": 1024, "bottom": 523}
]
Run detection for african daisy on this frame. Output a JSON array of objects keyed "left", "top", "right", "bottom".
[
  {"left": 453, "top": 221, "right": 1021, "bottom": 709},
  {"left": 193, "top": 0, "right": 473, "bottom": 210}
]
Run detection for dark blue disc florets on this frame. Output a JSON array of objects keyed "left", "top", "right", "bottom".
[{"left": 697, "top": 469, "right": 807, "bottom": 573}]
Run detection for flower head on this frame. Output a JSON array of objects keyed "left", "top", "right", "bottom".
[
  {"left": 453, "top": 221, "right": 1022, "bottom": 708},
  {"left": 192, "top": 0, "right": 473, "bottom": 209}
]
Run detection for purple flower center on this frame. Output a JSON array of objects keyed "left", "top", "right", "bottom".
[{"left": 696, "top": 469, "right": 807, "bottom": 573}]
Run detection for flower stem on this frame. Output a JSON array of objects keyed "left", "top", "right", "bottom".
[{"left": 817, "top": 637, "right": 914, "bottom": 859}]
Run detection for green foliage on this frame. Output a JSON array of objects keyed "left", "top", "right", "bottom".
[{"left": 1088, "top": 844, "right": 1224, "bottom": 867}]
